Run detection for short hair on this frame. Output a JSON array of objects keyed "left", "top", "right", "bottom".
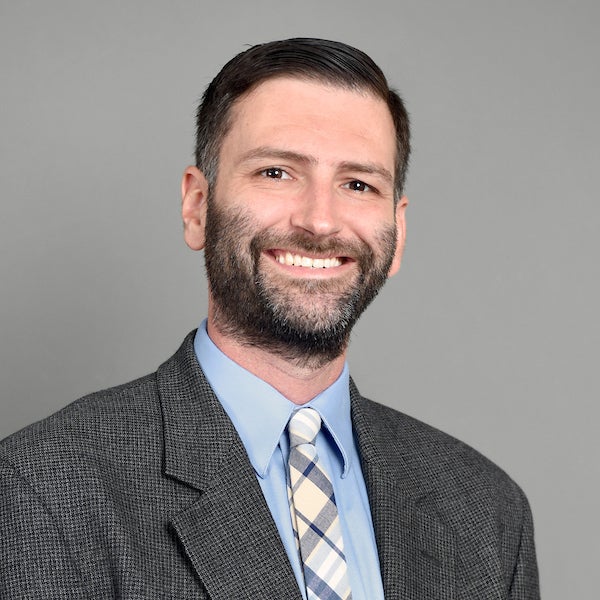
[{"left": 195, "top": 38, "right": 410, "bottom": 199}]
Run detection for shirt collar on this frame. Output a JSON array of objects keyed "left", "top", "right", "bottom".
[{"left": 193, "top": 320, "right": 353, "bottom": 478}]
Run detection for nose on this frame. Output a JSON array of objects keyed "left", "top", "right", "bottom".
[{"left": 289, "top": 181, "right": 342, "bottom": 237}]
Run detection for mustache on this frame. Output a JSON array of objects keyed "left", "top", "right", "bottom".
[{"left": 250, "top": 231, "right": 371, "bottom": 261}]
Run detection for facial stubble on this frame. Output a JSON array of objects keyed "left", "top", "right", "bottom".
[{"left": 204, "top": 200, "right": 397, "bottom": 367}]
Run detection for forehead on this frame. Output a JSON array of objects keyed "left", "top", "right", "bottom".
[{"left": 221, "top": 77, "right": 396, "bottom": 171}]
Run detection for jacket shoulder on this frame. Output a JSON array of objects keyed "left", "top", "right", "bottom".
[
  {"left": 355, "top": 393, "right": 539, "bottom": 596},
  {"left": 355, "top": 395, "right": 529, "bottom": 512},
  {"left": 0, "top": 372, "right": 161, "bottom": 478}
]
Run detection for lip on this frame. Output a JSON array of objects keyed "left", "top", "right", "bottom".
[{"left": 264, "top": 249, "right": 355, "bottom": 277}]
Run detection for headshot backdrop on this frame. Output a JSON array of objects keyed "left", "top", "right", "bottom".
[{"left": 1, "top": 1, "right": 598, "bottom": 597}]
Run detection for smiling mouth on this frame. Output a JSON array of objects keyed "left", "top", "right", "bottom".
[{"left": 271, "top": 250, "right": 345, "bottom": 269}]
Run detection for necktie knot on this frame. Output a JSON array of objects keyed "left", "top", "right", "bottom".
[{"left": 288, "top": 407, "right": 321, "bottom": 448}]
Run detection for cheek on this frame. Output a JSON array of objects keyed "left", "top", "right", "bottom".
[
  {"left": 227, "top": 185, "right": 292, "bottom": 224},
  {"left": 350, "top": 208, "right": 396, "bottom": 242}
]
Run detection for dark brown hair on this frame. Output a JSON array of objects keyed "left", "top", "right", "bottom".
[{"left": 195, "top": 38, "right": 410, "bottom": 199}]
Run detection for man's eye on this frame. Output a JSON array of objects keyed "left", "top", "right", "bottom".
[
  {"left": 344, "top": 180, "right": 372, "bottom": 193},
  {"left": 260, "top": 167, "right": 291, "bottom": 179}
]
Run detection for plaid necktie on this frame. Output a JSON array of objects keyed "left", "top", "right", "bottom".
[{"left": 287, "top": 407, "right": 352, "bottom": 600}]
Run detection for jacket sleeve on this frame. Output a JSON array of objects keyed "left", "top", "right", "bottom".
[
  {"left": 0, "top": 459, "right": 86, "bottom": 599},
  {"left": 509, "top": 487, "right": 540, "bottom": 600}
]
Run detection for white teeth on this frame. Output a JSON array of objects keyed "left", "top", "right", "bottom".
[{"left": 274, "top": 253, "right": 343, "bottom": 268}]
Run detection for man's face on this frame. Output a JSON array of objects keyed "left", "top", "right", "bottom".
[{"left": 184, "top": 77, "right": 407, "bottom": 363}]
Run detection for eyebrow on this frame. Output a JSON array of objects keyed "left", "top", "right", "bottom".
[
  {"left": 238, "top": 146, "right": 393, "bottom": 184},
  {"left": 337, "top": 161, "right": 393, "bottom": 185},
  {"left": 238, "top": 146, "right": 317, "bottom": 167}
]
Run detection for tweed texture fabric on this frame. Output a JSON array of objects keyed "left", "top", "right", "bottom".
[
  {"left": 0, "top": 331, "right": 540, "bottom": 599},
  {"left": 288, "top": 408, "right": 352, "bottom": 600}
]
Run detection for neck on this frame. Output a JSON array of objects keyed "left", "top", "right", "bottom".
[{"left": 206, "top": 318, "right": 347, "bottom": 405}]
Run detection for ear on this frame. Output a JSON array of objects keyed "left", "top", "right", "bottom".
[
  {"left": 388, "top": 195, "right": 408, "bottom": 277},
  {"left": 181, "top": 166, "right": 209, "bottom": 251}
]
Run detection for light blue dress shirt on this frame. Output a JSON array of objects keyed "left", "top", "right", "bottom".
[{"left": 194, "top": 321, "right": 385, "bottom": 600}]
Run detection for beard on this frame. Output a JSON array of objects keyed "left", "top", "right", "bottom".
[{"left": 204, "top": 200, "right": 397, "bottom": 366}]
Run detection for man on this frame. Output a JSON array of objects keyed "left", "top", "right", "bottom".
[{"left": 0, "top": 39, "right": 539, "bottom": 599}]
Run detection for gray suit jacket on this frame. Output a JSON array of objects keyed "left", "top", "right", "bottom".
[{"left": 0, "top": 332, "right": 539, "bottom": 599}]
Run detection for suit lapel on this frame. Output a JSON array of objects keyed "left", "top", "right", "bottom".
[
  {"left": 157, "top": 333, "right": 302, "bottom": 600},
  {"left": 156, "top": 333, "right": 459, "bottom": 599},
  {"left": 169, "top": 440, "right": 302, "bottom": 600},
  {"left": 351, "top": 382, "right": 457, "bottom": 600}
]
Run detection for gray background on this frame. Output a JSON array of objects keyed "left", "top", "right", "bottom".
[{"left": 1, "top": 1, "right": 598, "bottom": 597}]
